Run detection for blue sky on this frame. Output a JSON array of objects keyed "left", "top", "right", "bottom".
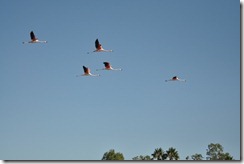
[{"left": 0, "top": 0, "right": 240, "bottom": 160}]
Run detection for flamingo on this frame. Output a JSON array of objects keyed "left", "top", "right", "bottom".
[
  {"left": 76, "top": 66, "right": 100, "bottom": 77},
  {"left": 165, "top": 76, "right": 186, "bottom": 82},
  {"left": 22, "top": 31, "right": 47, "bottom": 44},
  {"left": 96, "top": 62, "right": 122, "bottom": 71},
  {"left": 87, "top": 39, "right": 113, "bottom": 54}
]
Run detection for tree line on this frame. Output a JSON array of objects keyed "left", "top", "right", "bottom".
[{"left": 101, "top": 143, "right": 235, "bottom": 160}]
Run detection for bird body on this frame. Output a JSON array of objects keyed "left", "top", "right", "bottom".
[
  {"left": 87, "top": 39, "right": 112, "bottom": 54},
  {"left": 94, "top": 39, "right": 112, "bottom": 52},
  {"left": 76, "top": 66, "right": 100, "bottom": 77},
  {"left": 96, "top": 62, "right": 122, "bottom": 71},
  {"left": 165, "top": 76, "right": 186, "bottom": 82},
  {"left": 23, "top": 31, "right": 47, "bottom": 44}
]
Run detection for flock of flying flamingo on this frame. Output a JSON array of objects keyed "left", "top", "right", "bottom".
[{"left": 23, "top": 31, "right": 186, "bottom": 82}]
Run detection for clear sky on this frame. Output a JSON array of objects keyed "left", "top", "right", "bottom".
[{"left": 0, "top": 0, "right": 240, "bottom": 160}]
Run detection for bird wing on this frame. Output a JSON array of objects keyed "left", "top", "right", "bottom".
[
  {"left": 95, "top": 39, "right": 102, "bottom": 49},
  {"left": 103, "top": 62, "right": 111, "bottom": 69},
  {"left": 30, "top": 31, "right": 37, "bottom": 41},
  {"left": 83, "top": 66, "right": 89, "bottom": 74}
]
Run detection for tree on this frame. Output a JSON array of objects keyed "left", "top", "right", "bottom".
[
  {"left": 191, "top": 153, "right": 203, "bottom": 160},
  {"left": 219, "top": 153, "right": 233, "bottom": 160},
  {"left": 101, "top": 149, "right": 124, "bottom": 160},
  {"left": 166, "top": 147, "right": 179, "bottom": 160},
  {"left": 132, "top": 155, "right": 151, "bottom": 160},
  {"left": 151, "top": 148, "right": 167, "bottom": 160},
  {"left": 206, "top": 143, "right": 233, "bottom": 160}
]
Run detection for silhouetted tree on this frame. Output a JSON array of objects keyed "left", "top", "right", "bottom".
[
  {"left": 191, "top": 153, "right": 203, "bottom": 160},
  {"left": 132, "top": 155, "right": 151, "bottom": 160},
  {"left": 166, "top": 147, "right": 179, "bottom": 160},
  {"left": 206, "top": 143, "right": 233, "bottom": 160},
  {"left": 101, "top": 149, "right": 124, "bottom": 160},
  {"left": 151, "top": 148, "right": 167, "bottom": 160}
]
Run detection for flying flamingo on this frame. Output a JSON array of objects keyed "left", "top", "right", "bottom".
[
  {"left": 165, "top": 76, "right": 186, "bottom": 82},
  {"left": 87, "top": 39, "right": 113, "bottom": 54},
  {"left": 96, "top": 62, "right": 122, "bottom": 71},
  {"left": 76, "top": 66, "right": 100, "bottom": 77},
  {"left": 22, "top": 31, "right": 47, "bottom": 44}
]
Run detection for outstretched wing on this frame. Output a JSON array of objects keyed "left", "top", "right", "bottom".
[
  {"left": 30, "top": 31, "right": 37, "bottom": 41},
  {"left": 103, "top": 62, "right": 111, "bottom": 69},
  {"left": 95, "top": 39, "right": 99, "bottom": 48},
  {"left": 95, "top": 39, "right": 102, "bottom": 50},
  {"left": 83, "top": 66, "right": 89, "bottom": 74}
]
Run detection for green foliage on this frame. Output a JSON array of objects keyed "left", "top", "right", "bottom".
[
  {"left": 101, "top": 149, "right": 124, "bottom": 160},
  {"left": 166, "top": 147, "right": 179, "bottom": 160},
  {"left": 191, "top": 153, "right": 203, "bottom": 160},
  {"left": 151, "top": 148, "right": 167, "bottom": 160},
  {"left": 132, "top": 155, "right": 151, "bottom": 160},
  {"left": 102, "top": 143, "right": 235, "bottom": 160},
  {"left": 219, "top": 153, "right": 233, "bottom": 160},
  {"left": 206, "top": 143, "right": 233, "bottom": 160}
]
